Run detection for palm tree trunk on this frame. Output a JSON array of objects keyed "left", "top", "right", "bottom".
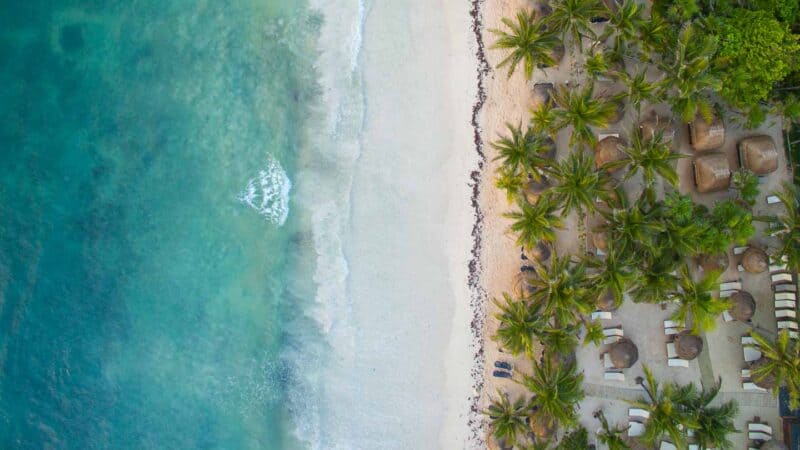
[{"left": 577, "top": 209, "right": 587, "bottom": 255}]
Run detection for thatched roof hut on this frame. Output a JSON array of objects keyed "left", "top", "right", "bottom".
[
  {"left": 597, "top": 289, "right": 618, "bottom": 312},
  {"left": 742, "top": 247, "right": 768, "bottom": 274},
  {"left": 639, "top": 115, "right": 675, "bottom": 143},
  {"left": 739, "top": 135, "right": 778, "bottom": 175},
  {"left": 693, "top": 153, "right": 731, "bottom": 193},
  {"left": 689, "top": 115, "right": 725, "bottom": 152},
  {"left": 674, "top": 331, "right": 704, "bottom": 360},
  {"left": 729, "top": 291, "right": 756, "bottom": 322},
  {"left": 594, "top": 136, "right": 627, "bottom": 172},
  {"left": 699, "top": 252, "right": 729, "bottom": 273},
  {"left": 524, "top": 177, "right": 551, "bottom": 205},
  {"left": 609, "top": 338, "right": 639, "bottom": 369}
]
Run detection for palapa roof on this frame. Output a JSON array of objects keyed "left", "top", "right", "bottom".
[
  {"left": 594, "top": 136, "right": 627, "bottom": 171},
  {"left": 530, "top": 241, "right": 551, "bottom": 262},
  {"left": 699, "top": 253, "right": 729, "bottom": 273},
  {"left": 674, "top": 331, "right": 703, "bottom": 360},
  {"left": 609, "top": 338, "right": 639, "bottom": 369},
  {"left": 729, "top": 291, "right": 756, "bottom": 322},
  {"left": 639, "top": 115, "right": 675, "bottom": 143},
  {"left": 533, "top": 83, "right": 554, "bottom": 106},
  {"left": 597, "top": 289, "right": 618, "bottom": 312},
  {"left": 689, "top": 115, "right": 725, "bottom": 151},
  {"left": 592, "top": 231, "right": 608, "bottom": 251},
  {"left": 524, "top": 177, "right": 551, "bottom": 204},
  {"left": 693, "top": 153, "right": 731, "bottom": 193},
  {"left": 740, "top": 135, "right": 778, "bottom": 175},
  {"left": 742, "top": 247, "right": 768, "bottom": 273}
]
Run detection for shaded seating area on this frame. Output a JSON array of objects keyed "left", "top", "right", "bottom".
[
  {"left": 689, "top": 114, "right": 725, "bottom": 152},
  {"left": 602, "top": 333, "right": 637, "bottom": 382},
  {"left": 739, "top": 135, "right": 779, "bottom": 175},
  {"left": 723, "top": 291, "right": 756, "bottom": 323},
  {"left": 693, "top": 153, "right": 731, "bottom": 193}
]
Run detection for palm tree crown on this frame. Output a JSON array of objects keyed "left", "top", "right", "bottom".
[
  {"left": 520, "top": 358, "right": 585, "bottom": 429},
  {"left": 615, "top": 130, "right": 683, "bottom": 187},
  {"left": 492, "top": 123, "right": 551, "bottom": 177},
  {"left": 749, "top": 330, "right": 800, "bottom": 409},
  {"left": 629, "top": 365, "right": 699, "bottom": 448},
  {"left": 772, "top": 182, "right": 800, "bottom": 272},
  {"left": 552, "top": 83, "right": 618, "bottom": 146},
  {"left": 672, "top": 265, "right": 730, "bottom": 333},
  {"left": 603, "top": 0, "right": 646, "bottom": 55},
  {"left": 545, "top": 0, "right": 604, "bottom": 51},
  {"left": 677, "top": 380, "right": 739, "bottom": 450},
  {"left": 483, "top": 390, "right": 531, "bottom": 445},
  {"left": 547, "top": 149, "right": 613, "bottom": 216},
  {"left": 493, "top": 293, "right": 540, "bottom": 358},
  {"left": 527, "top": 254, "right": 594, "bottom": 327},
  {"left": 491, "top": 10, "right": 561, "bottom": 80}
]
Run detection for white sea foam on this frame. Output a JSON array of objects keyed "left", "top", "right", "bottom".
[{"left": 238, "top": 156, "right": 291, "bottom": 226}]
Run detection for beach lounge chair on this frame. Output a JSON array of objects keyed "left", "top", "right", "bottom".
[
  {"left": 770, "top": 263, "right": 788, "bottom": 272},
  {"left": 734, "top": 246, "right": 749, "bottom": 255},
  {"left": 628, "top": 421, "right": 645, "bottom": 437},
  {"left": 719, "top": 281, "right": 742, "bottom": 291},
  {"left": 748, "top": 423, "right": 773, "bottom": 434},
  {"left": 629, "top": 408, "right": 650, "bottom": 419},
  {"left": 592, "top": 311, "right": 612, "bottom": 320},
  {"left": 604, "top": 335, "right": 623, "bottom": 344},
  {"left": 742, "top": 336, "right": 762, "bottom": 362},
  {"left": 723, "top": 310, "right": 734, "bottom": 322},
  {"left": 778, "top": 321, "right": 799, "bottom": 330},
  {"left": 668, "top": 358, "right": 689, "bottom": 367},
  {"left": 664, "top": 319, "right": 682, "bottom": 329},
  {"left": 494, "top": 361, "right": 512, "bottom": 371},
  {"left": 741, "top": 368, "right": 751, "bottom": 378},
  {"left": 775, "top": 292, "right": 797, "bottom": 301},
  {"left": 659, "top": 442, "right": 677, "bottom": 450},
  {"left": 738, "top": 264, "right": 745, "bottom": 272},
  {"left": 666, "top": 343, "right": 678, "bottom": 359},
  {"left": 790, "top": 331, "right": 799, "bottom": 339},
  {"left": 771, "top": 273, "right": 793, "bottom": 284},
  {"left": 743, "top": 382, "right": 767, "bottom": 392},
  {"left": 748, "top": 431, "right": 773, "bottom": 441},
  {"left": 492, "top": 370, "right": 512, "bottom": 379},
  {"left": 767, "top": 195, "right": 782, "bottom": 204},
  {"left": 603, "top": 327, "right": 624, "bottom": 337},
  {"left": 774, "top": 254, "right": 789, "bottom": 262},
  {"left": 688, "top": 445, "right": 699, "bottom": 450},
  {"left": 776, "top": 309, "right": 797, "bottom": 319},
  {"left": 604, "top": 371, "right": 625, "bottom": 381},
  {"left": 719, "top": 290, "right": 737, "bottom": 298},
  {"left": 604, "top": 353, "right": 614, "bottom": 369},
  {"left": 775, "top": 283, "right": 797, "bottom": 293}
]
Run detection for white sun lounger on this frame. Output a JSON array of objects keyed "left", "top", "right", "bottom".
[
  {"left": 734, "top": 246, "right": 749, "bottom": 255},
  {"left": 723, "top": 310, "right": 734, "bottom": 322},
  {"left": 770, "top": 263, "right": 788, "bottom": 272},
  {"left": 741, "top": 368, "right": 751, "bottom": 378},
  {"left": 776, "top": 309, "right": 797, "bottom": 319},
  {"left": 774, "top": 254, "right": 789, "bottom": 263},
  {"left": 665, "top": 327, "right": 679, "bottom": 335},
  {"left": 748, "top": 423, "right": 773, "bottom": 434},
  {"left": 743, "top": 382, "right": 767, "bottom": 392},
  {"left": 664, "top": 320, "right": 682, "bottom": 329},
  {"left": 604, "top": 353, "right": 614, "bottom": 369},
  {"left": 772, "top": 273, "right": 793, "bottom": 284},
  {"left": 775, "top": 292, "right": 797, "bottom": 301},
  {"left": 719, "top": 290, "right": 737, "bottom": 298},
  {"left": 604, "top": 335, "right": 622, "bottom": 344},
  {"left": 668, "top": 358, "right": 689, "bottom": 367},
  {"left": 767, "top": 195, "right": 782, "bottom": 204},
  {"left": 660, "top": 442, "right": 678, "bottom": 450},
  {"left": 605, "top": 371, "right": 625, "bottom": 381},
  {"left": 688, "top": 445, "right": 699, "bottom": 450},
  {"left": 742, "top": 337, "right": 762, "bottom": 362},
  {"left": 778, "top": 321, "right": 799, "bottom": 330},
  {"left": 775, "top": 283, "right": 797, "bottom": 293},
  {"left": 666, "top": 343, "right": 678, "bottom": 359},
  {"left": 719, "top": 281, "right": 742, "bottom": 291},
  {"left": 775, "top": 300, "right": 797, "bottom": 309},
  {"left": 738, "top": 264, "right": 745, "bottom": 272},
  {"left": 629, "top": 408, "right": 650, "bottom": 419},
  {"left": 603, "top": 327, "right": 624, "bottom": 336},
  {"left": 592, "top": 311, "right": 613, "bottom": 320},
  {"left": 628, "top": 421, "right": 645, "bottom": 437},
  {"left": 749, "top": 431, "right": 773, "bottom": 441},
  {"left": 790, "top": 331, "right": 799, "bottom": 339}
]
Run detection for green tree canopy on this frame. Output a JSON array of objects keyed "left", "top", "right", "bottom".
[{"left": 491, "top": 10, "right": 561, "bottom": 80}]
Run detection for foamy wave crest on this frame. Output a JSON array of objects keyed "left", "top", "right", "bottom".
[{"left": 238, "top": 157, "right": 291, "bottom": 226}]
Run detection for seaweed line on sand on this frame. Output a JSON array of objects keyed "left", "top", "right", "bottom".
[{"left": 467, "top": 0, "right": 489, "bottom": 447}]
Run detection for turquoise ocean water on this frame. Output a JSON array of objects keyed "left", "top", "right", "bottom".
[{"left": 0, "top": 1, "right": 326, "bottom": 448}]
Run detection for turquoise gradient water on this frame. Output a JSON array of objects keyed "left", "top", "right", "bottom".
[{"left": 0, "top": 1, "right": 322, "bottom": 448}]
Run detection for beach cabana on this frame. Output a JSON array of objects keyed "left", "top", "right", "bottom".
[
  {"left": 674, "top": 331, "right": 703, "bottom": 360},
  {"left": 742, "top": 247, "right": 768, "bottom": 274},
  {"left": 739, "top": 135, "right": 778, "bottom": 175},
  {"left": 594, "top": 136, "right": 627, "bottom": 172},
  {"left": 597, "top": 289, "right": 618, "bottom": 312},
  {"left": 729, "top": 291, "right": 756, "bottom": 322},
  {"left": 609, "top": 338, "right": 638, "bottom": 369},
  {"left": 693, "top": 153, "right": 731, "bottom": 193},
  {"left": 524, "top": 177, "right": 551, "bottom": 205},
  {"left": 689, "top": 115, "right": 725, "bottom": 152},
  {"left": 639, "top": 115, "right": 675, "bottom": 143}
]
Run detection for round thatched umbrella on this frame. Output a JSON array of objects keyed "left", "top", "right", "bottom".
[
  {"left": 699, "top": 253, "right": 729, "bottom": 273},
  {"left": 592, "top": 231, "right": 608, "bottom": 252},
  {"left": 728, "top": 291, "right": 756, "bottom": 322},
  {"left": 512, "top": 271, "right": 531, "bottom": 299},
  {"left": 750, "top": 357, "right": 777, "bottom": 390},
  {"left": 529, "top": 411, "right": 555, "bottom": 439},
  {"left": 674, "top": 331, "right": 704, "bottom": 360},
  {"left": 594, "top": 136, "right": 627, "bottom": 172},
  {"left": 597, "top": 289, "right": 618, "bottom": 312},
  {"left": 761, "top": 440, "right": 789, "bottom": 450},
  {"left": 524, "top": 177, "right": 551, "bottom": 205},
  {"left": 742, "top": 247, "right": 768, "bottom": 274},
  {"left": 530, "top": 241, "right": 552, "bottom": 262},
  {"left": 609, "top": 338, "right": 639, "bottom": 369}
]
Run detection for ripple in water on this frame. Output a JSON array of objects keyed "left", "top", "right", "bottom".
[{"left": 239, "top": 156, "right": 291, "bottom": 226}]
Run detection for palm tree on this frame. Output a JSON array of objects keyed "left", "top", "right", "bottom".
[
  {"left": 629, "top": 365, "right": 698, "bottom": 448},
  {"left": 598, "top": 192, "right": 664, "bottom": 256},
  {"left": 526, "top": 254, "right": 594, "bottom": 327},
  {"left": 749, "top": 330, "right": 800, "bottom": 409},
  {"left": 483, "top": 390, "right": 531, "bottom": 446},
  {"left": 593, "top": 409, "right": 631, "bottom": 450},
  {"left": 585, "top": 243, "right": 639, "bottom": 306},
  {"left": 602, "top": 0, "right": 645, "bottom": 55},
  {"left": 672, "top": 264, "right": 730, "bottom": 333},
  {"left": 547, "top": 149, "right": 613, "bottom": 217},
  {"left": 677, "top": 379, "right": 739, "bottom": 450},
  {"left": 638, "top": 11, "right": 671, "bottom": 58},
  {"left": 505, "top": 196, "right": 564, "bottom": 249},
  {"left": 545, "top": 0, "right": 604, "bottom": 51},
  {"left": 658, "top": 24, "right": 721, "bottom": 123},
  {"left": 495, "top": 167, "right": 527, "bottom": 203},
  {"left": 493, "top": 293, "right": 540, "bottom": 358},
  {"left": 771, "top": 182, "right": 800, "bottom": 272},
  {"left": 616, "top": 69, "right": 661, "bottom": 118},
  {"left": 552, "top": 83, "right": 618, "bottom": 146},
  {"left": 530, "top": 100, "right": 559, "bottom": 137},
  {"left": 492, "top": 124, "right": 552, "bottom": 178},
  {"left": 491, "top": 10, "right": 561, "bottom": 80},
  {"left": 584, "top": 48, "right": 611, "bottom": 81},
  {"left": 519, "top": 358, "right": 585, "bottom": 429},
  {"left": 611, "top": 130, "right": 683, "bottom": 188},
  {"left": 536, "top": 323, "right": 582, "bottom": 360},
  {"left": 630, "top": 259, "right": 679, "bottom": 304},
  {"left": 731, "top": 168, "right": 759, "bottom": 206}
]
